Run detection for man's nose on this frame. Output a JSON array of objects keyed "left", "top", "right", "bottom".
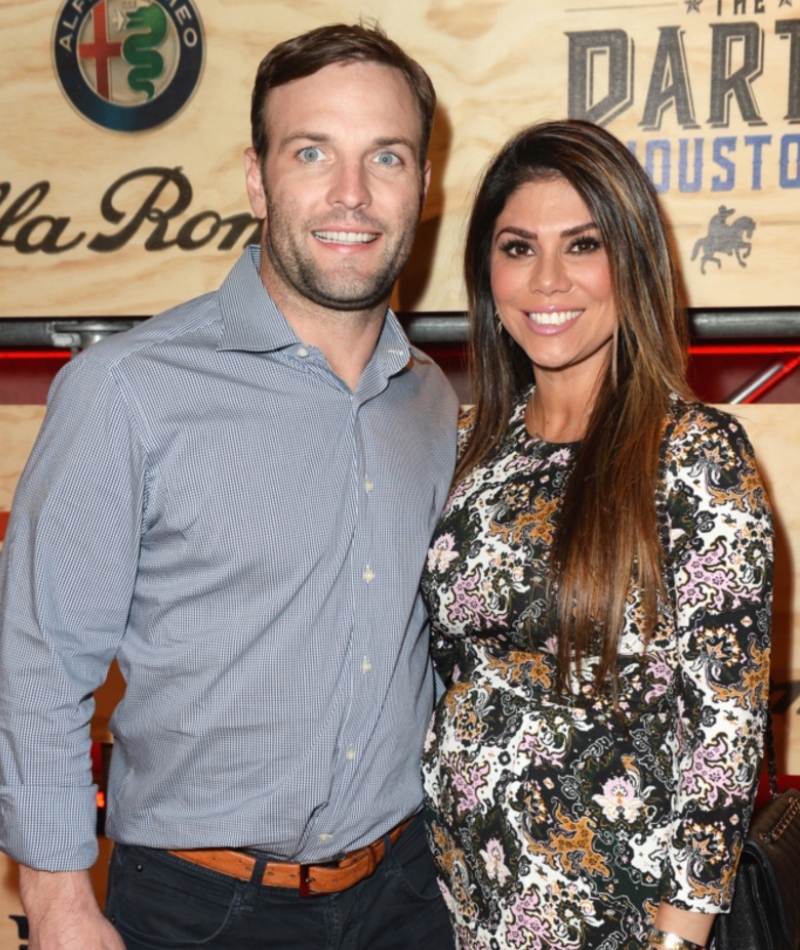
[{"left": 327, "top": 159, "right": 371, "bottom": 210}]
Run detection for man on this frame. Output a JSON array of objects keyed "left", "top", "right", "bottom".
[{"left": 0, "top": 23, "right": 458, "bottom": 950}]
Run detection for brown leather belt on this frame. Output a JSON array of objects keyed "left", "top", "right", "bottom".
[{"left": 168, "top": 816, "right": 414, "bottom": 897}]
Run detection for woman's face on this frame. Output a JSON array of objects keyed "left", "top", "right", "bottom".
[{"left": 490, "top": 176, "right": 617, "bottom": 385}]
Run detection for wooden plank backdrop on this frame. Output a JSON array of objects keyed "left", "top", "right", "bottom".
[
  {"left": 0, "top": 0, "right": 799, "bottom": 316},
  {"left": 1, "top": 402, "right": 799, "bottom": 937},
  {"left": 1, "top": 0, "right": 799, "bottom": 941},
  {"left": 1, "top": 402, "right": 798, "bottom": 768}
]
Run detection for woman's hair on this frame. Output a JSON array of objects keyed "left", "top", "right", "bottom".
[{"left": 458, "top": 119, "right": 693, "bottom": 694}]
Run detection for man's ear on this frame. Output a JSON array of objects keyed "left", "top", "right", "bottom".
[
  {"left": 422, "top": 159, "right": 432, "bottom": 205},
  {"left": 244, "top": 147, "right": 267, "bottom": 219}
]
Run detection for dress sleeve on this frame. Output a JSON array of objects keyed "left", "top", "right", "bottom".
[
  {"left": 456, "top": 404, "right": 476, "bottom": 458},
  {"left": 0, "top": 353, "right": 146, "bottom": 870},
  {"left": 429, "top": 405, "right": 475, "bottom": 691},
  {"left": 660, "top": 405, "right": 773, "bottom": 912}
]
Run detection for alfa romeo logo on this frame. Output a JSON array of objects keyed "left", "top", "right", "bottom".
[{"left": 53, "top": 0, "right": 204, "bottom": 132}]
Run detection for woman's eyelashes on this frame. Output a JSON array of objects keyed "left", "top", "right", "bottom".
[
  {"left": 568, "top": 235, "right": 603, "bottom": 254},
  {"left": 498, "top": 239, "right": 532, "bottom": 258},
  {"left": 496, "top": 234, "right": 604, "bottom": 258}
]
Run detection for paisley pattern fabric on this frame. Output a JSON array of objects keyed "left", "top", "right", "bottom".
[{"left": 421, "top": 393, "right": 773, "bottom": 950}]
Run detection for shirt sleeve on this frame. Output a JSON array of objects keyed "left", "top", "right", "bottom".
[
  {"left": 0, "top": 353, "right": 146, "bottom": 870},
  {"left": 660, "top": 406, "right": 773, "bottom": 911}
]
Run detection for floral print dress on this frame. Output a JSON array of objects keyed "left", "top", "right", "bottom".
[{"left": 421, "top": 393, "right": 773, "bottom": 950}]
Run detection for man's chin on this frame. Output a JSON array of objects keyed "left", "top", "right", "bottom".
[
  {"left": 310, "top": 291, "right": 392, "bottom": 313},
  {"left": 262, "top": 239, "right": 409, "bottom": 314},
  {"left": 297, "top": 275, "right": 399, "bottom": 313}
]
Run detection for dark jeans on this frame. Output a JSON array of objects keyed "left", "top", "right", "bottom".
[{"left": 104, "top": 815, "right": 455, "bottom": 950}]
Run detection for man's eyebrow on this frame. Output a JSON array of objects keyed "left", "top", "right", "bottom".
[
  {"left": 276, "top": 133, "right": 418, "bottom": 152},
  {"left": 373, "top": 136, "right": 417, "bottom": 152},
  {"left": 495, "top": 222, "right": 599, "bottom": 240},
  {"left": 278, "top": 131, "right": 328, "bottom": 146}
]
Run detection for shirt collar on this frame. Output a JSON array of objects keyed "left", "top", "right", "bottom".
[
  {"left": 217, "top": 246, "right": 298, "bottom": 353},
  {"left": 216, "top": 246, "right": 411, "bottom": 376}
]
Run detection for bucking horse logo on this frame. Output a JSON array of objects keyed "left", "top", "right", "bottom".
[{"left": 691, "top": 206, "right": 756, "bottom": 275}]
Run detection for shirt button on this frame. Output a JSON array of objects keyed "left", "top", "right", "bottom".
[
  {"left": 296, "top": 347, "right": 309, "bottom": 358},
  {"left": 318, "top": 833, "right": 332, "bottom": 842},
  {"left": 361, "top": 658, "right": 372, "bottom": 674},
  {"left": 346, "top": 748, "right": 356, "bottom": 761},
  {"left": 362, "top": 567, "right": 375, "bottom": 583},
  {"left": 364, "top": 479, "right": 374, "bottom": 493}
]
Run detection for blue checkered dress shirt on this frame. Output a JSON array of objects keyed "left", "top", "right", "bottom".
[{"left": 0, "top": 246, "right": 459, "bottom": 871}]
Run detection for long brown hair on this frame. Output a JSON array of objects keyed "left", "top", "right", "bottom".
[{"left": 458, "top": 119, "right": 694, "bottom": 694}]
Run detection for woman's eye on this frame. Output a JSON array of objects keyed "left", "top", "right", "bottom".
[
  {"left": 499, "top": 240, "right": 531, "bottom": 258},
  {"left": 299, "top": 146, "right": 324, "bottom": 163},
  {"left": 375, "top": 151, "right": 401, "bottom": 166},
  {"left": 570, "top": 236, "right": 603, "bottom": 254}
]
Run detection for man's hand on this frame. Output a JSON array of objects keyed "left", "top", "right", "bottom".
[{"left": 19, "top": 866, "right": 125, "bottom": 950}]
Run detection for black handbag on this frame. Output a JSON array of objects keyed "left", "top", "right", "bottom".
[{"left": 712, "top": 709, "right": 800, "bottom": 950}]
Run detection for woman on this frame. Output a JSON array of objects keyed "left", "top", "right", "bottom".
[{"left": 421, "top": 120, "right": 773, "bottom": 950}]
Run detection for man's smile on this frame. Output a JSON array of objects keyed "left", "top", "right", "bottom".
[{"left": 313, "top": 230, "right": 379, "bottom": 245}]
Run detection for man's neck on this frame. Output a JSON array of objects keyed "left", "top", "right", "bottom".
[
  {"left": 288, "top": 303, "right": 386, "bottom": 391},
  {"left": 262, "top": 279, "right": 387, "bottom": 391}
]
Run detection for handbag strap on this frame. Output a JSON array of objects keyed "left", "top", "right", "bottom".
[{"left": 765, "top": 681, "right": 778, "bottom": 800}]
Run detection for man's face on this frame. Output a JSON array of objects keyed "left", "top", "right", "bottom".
[{"left": 244, "top": 61, "right": 431, "bottom": 316}]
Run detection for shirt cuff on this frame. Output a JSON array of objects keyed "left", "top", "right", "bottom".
[{"left": 0, "top": 785, "right": 100, "bottom": 870}]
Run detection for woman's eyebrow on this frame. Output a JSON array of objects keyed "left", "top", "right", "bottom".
[{"left": 494, "top": 221, "right": 598, "bottom": 240}]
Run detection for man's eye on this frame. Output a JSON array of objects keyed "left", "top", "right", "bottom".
[
  {"left": 374, "top": 152, "right": 401, "bottom": 166},
  {"left": 299, "top": 146, "right": 324, "bottom": 163}
]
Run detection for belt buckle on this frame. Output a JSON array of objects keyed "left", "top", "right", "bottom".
[
  {"left": 298, "top": 863, "right": 317, "bottom": 898},
  {"left": 298, "top": 854, "right": 344, "bottom": 897}
]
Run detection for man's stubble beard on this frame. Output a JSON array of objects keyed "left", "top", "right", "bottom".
[{"left": 262, "top": 191, "right": 424, "bottom": 313}]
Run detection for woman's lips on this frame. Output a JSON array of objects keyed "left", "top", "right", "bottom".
[
  {"left": 521, "top": 308, "right": 584, "bottom": 334},
  {"left": 525, "top": 309, "right": 583, "bottom": 326}
]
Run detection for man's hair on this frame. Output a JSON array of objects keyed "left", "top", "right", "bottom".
[{"left": 251, "top": 22, "right": 436, "bottom": 168}]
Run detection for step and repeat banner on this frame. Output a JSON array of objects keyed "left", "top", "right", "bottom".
[
  {"left": 1, "top": 0, "right": 799, "bottom": 314},
  {"left": 1, "top": 402, "right": 799, "bottom": 943},
  {"left": 1, "top": 0, "right": 799, "bottom": 941}
]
